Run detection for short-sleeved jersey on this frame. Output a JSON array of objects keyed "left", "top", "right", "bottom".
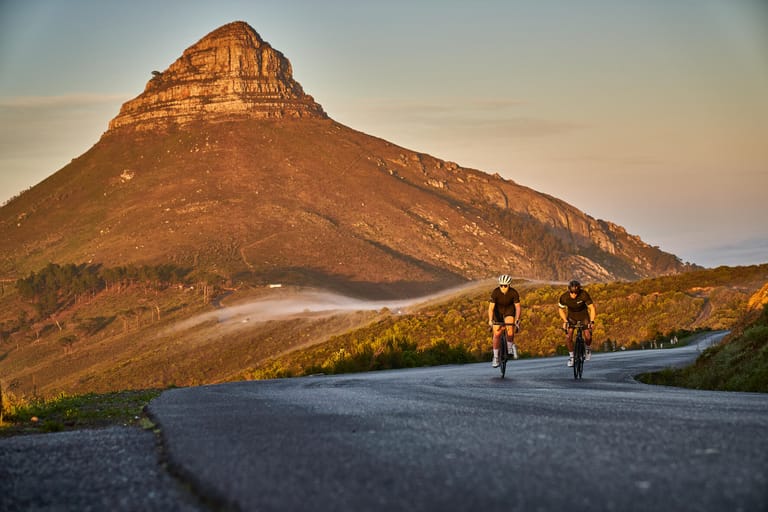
[
  {"left": 490, "top": 286, "right": 520, "bottom": 321},
  {"left": 558, "top": 289, "right": 593, "bottom": 321}
]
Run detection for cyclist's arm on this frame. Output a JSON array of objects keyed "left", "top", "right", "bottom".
[
  {"left": 488, "top": 302, "right": 496, "bottom": 324},
  {"left": 587, "top": 303, "right": 596, "bottom": 323},
  {"left": 557, "top": 302, "right": 568, "bottom": 324},
  {"left": 515, "top": 301, "right": 521, "bottom": 322}
]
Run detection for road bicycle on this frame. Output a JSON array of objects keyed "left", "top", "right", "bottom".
[
  {"left": 492, "top": 322, "right": 518, "bottom": 378},
  {"left": 569, "top": 321, "right": 588, "bottom": 380}
]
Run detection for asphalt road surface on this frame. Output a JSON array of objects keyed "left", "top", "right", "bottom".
[
  {"left": 0, "top": 426, "right": 205, "bottom": 511},
  {"left": 146, "top": 331, "right": 767, "bottom": 511},
  {"left": 2, "top": 332, "right": 766, "bottom": 511}
]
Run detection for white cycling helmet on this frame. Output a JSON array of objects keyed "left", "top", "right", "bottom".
[{"left": 498, "top": 274, "right": 513, "bottom": 286}]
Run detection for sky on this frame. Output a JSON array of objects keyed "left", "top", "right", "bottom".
[{"left": 1, "top": 0, "right": 766, "bottom": 268}]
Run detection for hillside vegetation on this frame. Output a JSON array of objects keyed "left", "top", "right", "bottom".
[
  {"left": 247, "top": 265, "right": 768, "bottom": 380},
  {"left": 638, "top": 283, "right": 768, "bottom": 392},
  {"left": 1, "top": 264, "right": 766, "bottom": 400}
]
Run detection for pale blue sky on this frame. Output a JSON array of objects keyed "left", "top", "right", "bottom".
[{"left": 1, "top": 0, "right": 767, "bottom": 268}]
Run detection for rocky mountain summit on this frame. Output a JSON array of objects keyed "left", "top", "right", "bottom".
[
  {"left": 0, "top": 21, "right": 691, "bottom": 296},
  {"left": 108, "top": 21, "right": 326, "bottom": 131}
]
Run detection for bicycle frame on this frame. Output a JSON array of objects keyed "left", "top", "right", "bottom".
[
  {"left": 570, "top": 321, "right": 587, "bottom": 380},
  {"left": 493, "top": 322, "right": 515, "bottom": 378}
]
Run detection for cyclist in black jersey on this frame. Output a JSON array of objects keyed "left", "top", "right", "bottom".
[
  {"left": 488, "top": 274, "right": 522, "bottom": 367},
  {"left": 558, "top": 280, "right": 596, "bottom": 367}
]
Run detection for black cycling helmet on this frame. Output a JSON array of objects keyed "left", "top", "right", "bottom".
[{"left": 568, "top": 280, "right": 581, "bottom": 293}]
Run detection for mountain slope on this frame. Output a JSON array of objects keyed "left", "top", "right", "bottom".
[{"left": 0, "top": 21, "right": 690, "bottom": 297}]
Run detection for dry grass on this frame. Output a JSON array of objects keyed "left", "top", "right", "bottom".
[{"left": 0, "top": 388, "right": 160, "bottom": 437}]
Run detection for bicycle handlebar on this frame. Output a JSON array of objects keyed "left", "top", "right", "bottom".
[
  {"left": 491, "top": 321, "right": 520, "bottom": 333},
  {"left": 563, "top": 320, "right": 594, "bottom": 332}
]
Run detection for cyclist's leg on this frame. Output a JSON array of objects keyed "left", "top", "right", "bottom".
[
  {"left": 492, "top": 324, "right": 503, "bottom": 350},
  {"left": 491, "top": 323, "right": 503, "bottom": 366},
  {"left": 565, "top": 319, "right": 576, "bottom": 366},
  {"left": 503, "top": 315, "right": 517, "bottom": 358},
  {"left": 583, "top": 325, "right": 592, "bottom": 360},
  {"left": 503, "top": 315, "right": 516, "bottom": 341},
  {"left": 565, "top": 324, "right": 575, "bottom": 353}
]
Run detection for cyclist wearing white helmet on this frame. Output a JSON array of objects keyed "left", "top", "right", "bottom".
[
  {"left": 558, "top": 280, "right": 596, "bottom": 367},
  {"left": 488, "top": 274, "right": 521, "bottom": 367}
]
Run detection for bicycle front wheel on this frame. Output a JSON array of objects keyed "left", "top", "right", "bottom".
[
  {"left": 573, "top": 336, "right": 585, "bottom": 380},
  {"left": 499, "top": 332, "right": 508, "bottom": 378}
]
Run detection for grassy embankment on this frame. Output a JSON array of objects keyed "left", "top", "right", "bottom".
[
  {"left": 0, "top": 388, "right": 160, "bottom": 437},
  {"left": 638, "top": 300, "right": 768, "bottom": 392}
]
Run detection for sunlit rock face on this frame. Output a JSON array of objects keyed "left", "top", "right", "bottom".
[{"left": 108, "top": 21, "right": 326, "bottom": 131}]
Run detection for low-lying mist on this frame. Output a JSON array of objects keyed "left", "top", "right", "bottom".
[{"left": 167, "top": 281, "right": 490, "bottom": 334}]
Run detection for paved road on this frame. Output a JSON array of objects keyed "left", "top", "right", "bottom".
[
  {"left": 2, "top": 332, "right": 766, "bottom": 511},
  {"left": 0, "top": 426, "right": 205, "bottom": 511},
  {"left": 147, "top": 332, "right": 767, "bottom": 511}
]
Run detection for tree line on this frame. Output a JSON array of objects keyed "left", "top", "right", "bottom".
[{"left": 16, "top": 262, "right": 192, "bottom": 317}]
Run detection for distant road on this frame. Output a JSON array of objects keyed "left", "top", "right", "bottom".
[{"left": 149, "top": 332, "right": 767, "bottom": 511}]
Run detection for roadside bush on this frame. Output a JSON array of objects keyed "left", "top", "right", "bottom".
[{"left": 638, "top": 304, "right": 768, "bottom": 392}]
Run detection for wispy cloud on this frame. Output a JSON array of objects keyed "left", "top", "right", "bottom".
[
  {"left": 333, "top": 97, "right": 580, "bottom": 138},
  {"left": 551, "top": 154, "right": 666, "bottom": 168},
  {"left": 462, "top": 117, "right": 583, "bottom": 137},
  {"left": 694, "top": 237, "right": 768, "bottom": 268},
  {"left": 347, "top": 97, "right": 527, "bottom": 116},
  {"left": 0, "top": 94, "right": 128, "bottom": 108}
]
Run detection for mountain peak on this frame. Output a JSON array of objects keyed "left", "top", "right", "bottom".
[{"left": 108, "top": 21, "right": 326, "bottom": 131}]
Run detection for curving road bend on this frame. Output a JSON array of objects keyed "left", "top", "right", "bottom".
[{"left": 149, "top": 332, "right": 768, "bottom": 511}]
